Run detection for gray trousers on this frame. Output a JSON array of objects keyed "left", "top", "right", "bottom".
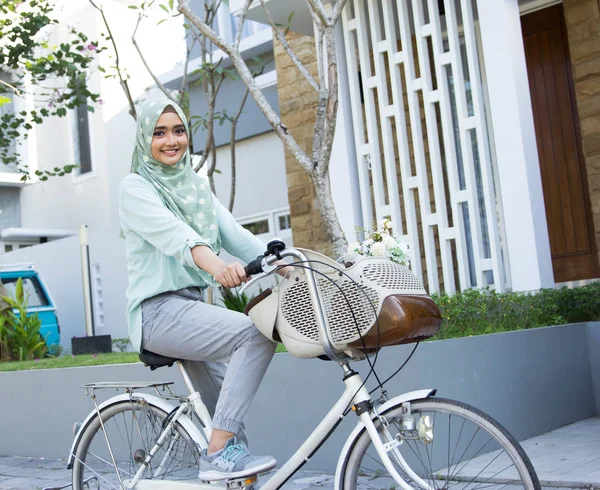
[{"left": 141, "top": 287, "right": 276, "bottom": 435}]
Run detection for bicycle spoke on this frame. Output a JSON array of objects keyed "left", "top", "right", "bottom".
[
  {"left": 73, "top": 402, "right": 199, "bottom": 489},
  {"left": 342, "top": 399, "right": 538, "bottom": 490}
]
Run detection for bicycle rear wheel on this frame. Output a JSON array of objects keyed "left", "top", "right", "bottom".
[
  {"left": 72, "top": 398, "right": 200, "bottom": 490},
  {"left": 339, "top": 397, "right": 540, "bottom": 490}
]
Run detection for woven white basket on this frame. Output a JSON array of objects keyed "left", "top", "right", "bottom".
[{"left": 247, "top": 248, "right": 428, "bottom": 359}]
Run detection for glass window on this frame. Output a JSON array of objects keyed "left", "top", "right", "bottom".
[
  {"left": 242, "top": 219, "right": 270, "bottom": 235},
  {"left": 4, "top": 244, "right": 13, "bottom": 253},
  {"left": 0, "top": 276, "right": 50, "bottom": 307},
  {"left": 278, "top": 214, "right": 291, "bottom": 231}
]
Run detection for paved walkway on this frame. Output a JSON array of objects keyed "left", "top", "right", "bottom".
[{"left": 0, "top": 417, "right": 599, "bottom": 490}]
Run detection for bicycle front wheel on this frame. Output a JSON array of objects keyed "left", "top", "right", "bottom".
[
  {"left": 339, "top": 397, "right": 540, "bottom": 490},
  {"left": 72, "top": 399, "right": 200, "bottom": 490}
]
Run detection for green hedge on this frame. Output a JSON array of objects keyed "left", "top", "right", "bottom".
[{"left": 431, "top": 281, "right": 600, "bottom": 340}]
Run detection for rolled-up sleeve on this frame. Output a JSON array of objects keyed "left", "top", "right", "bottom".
[
  {"left": 119, "top": 178, "right": 212, "bottom": 270},
  {"left": 213, "top": 195, "right": 266, "bottom": 263}
]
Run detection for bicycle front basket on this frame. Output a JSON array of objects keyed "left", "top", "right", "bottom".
[{"left": 247, "top": 248, "right": 442, "bottom": 359}]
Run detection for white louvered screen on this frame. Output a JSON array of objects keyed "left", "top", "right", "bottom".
[{"left": 341, "top": 0, "right": 508, "bottom": 293}]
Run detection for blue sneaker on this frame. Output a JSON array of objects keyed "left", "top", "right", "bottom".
[{"left": 198, "top": 437, "right": 276, "bottom": 481}]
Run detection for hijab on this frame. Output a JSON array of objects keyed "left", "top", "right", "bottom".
[{"left": 131, "top": 98, "right": 221, "bottom": 253}]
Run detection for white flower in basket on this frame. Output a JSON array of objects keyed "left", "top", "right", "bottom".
[{"left": 344, "top": 218, "right": 411, "bottom": 268}]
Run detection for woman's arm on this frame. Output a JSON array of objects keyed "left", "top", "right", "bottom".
[
  {"left": 190, "top": 245, "right": 248, "bottom": 288},
  {"left": 119, "top": 177, "right": 213, "bottom": 270}
]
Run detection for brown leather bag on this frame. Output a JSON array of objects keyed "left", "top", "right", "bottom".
[{"left": 349, "top": 294, "right": 442, "bottom": 349}]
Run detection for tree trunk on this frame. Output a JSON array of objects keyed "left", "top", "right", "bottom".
[{"left": 312, "top": 168, "right": 346, "bottom": 258}]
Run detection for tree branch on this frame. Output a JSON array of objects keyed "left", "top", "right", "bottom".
[
  {"left": 132, "top": 14, "right": 178, "bottom": 104},
  {"left": 234, "top": 0, "right": 253, "bottom": 48},
  {"left": 259, "top": 0, "right": 319, "bottom": 92},
  {"left": 208, "top": 131, "right": 217, "bottom": 193},
  {"left": 318, "top": 25, "right": 339, "bottom": 174},
  {"left": 228, "top": 86, "right": 250, "bottom": 211},
  {"left": 179, "top": 38, "right": 194, "bottom": 107},
  {"left": 0, "top": 79, "right": 24, "bottom": 98},
  {"left": 305, "top": 0, "right": 331, "bottom": 27},
  {"left": 331, "top": 0, "right": 350, "bottom": 23},
  {"left": 89, "top": 0, "right": 137, "bottom": 118},
  {"left": 178, "top": 0, "right": 313, "bottom": 172},
  {"left": 311, "top": 23, "right": 329, "bottom": 166}
]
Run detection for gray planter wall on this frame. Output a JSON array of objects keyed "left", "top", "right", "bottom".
[{"left": 0, "top": 322, "right": 598, "bottom": 473}]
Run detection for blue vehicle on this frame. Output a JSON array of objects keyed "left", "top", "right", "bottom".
[{"left": 0, "top": 263, "right": 60, "bottom": 352}]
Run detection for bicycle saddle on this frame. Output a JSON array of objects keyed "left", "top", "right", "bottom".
[{"left": 139, "top": 350, "right": 179, "bottom": 370}]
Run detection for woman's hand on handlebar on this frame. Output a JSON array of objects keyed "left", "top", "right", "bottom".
[
  {"left": 190, "top": 245, "right": 248, "bottom": 288},
  {"left": 215, "top": 262, "right": 249, "bottom": 288}
]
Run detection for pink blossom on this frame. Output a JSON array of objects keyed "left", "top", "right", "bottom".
[{"left": 86, "top": 43, "right": 97, "bottom": 52}]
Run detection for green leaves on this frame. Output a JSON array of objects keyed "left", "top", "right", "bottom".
[
  {"left": 221, "top": 288, "right": 254, "bottom": 313},
  {"left": 0, "top": 0, "right": 102, "bottom": 172},
  {"left": 431, "top": 281, "right": 600, "bottom": 340},
  {"left": 0, "top": 278, "right": 48, "bottom": 361}
]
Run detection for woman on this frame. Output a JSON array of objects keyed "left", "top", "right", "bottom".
[{"left": 119, "top": 98, "right": 277, "bottom": 481}]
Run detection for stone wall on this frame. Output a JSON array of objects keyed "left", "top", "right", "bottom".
[
  {"left": 563, "top": 0, "right": 600, "bottom": 265},
  {"left": 273, "top": 33, "right": 333, "bottom": 257}
]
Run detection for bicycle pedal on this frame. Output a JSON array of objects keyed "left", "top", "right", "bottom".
[{"left": 225, "top": 475, "right": 258, "bottom": 488}]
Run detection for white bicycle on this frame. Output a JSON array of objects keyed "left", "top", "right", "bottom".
[{"left": 67, "top": 241, "right": 540, "bottom": 490}]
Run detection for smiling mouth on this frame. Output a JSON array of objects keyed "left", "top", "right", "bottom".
[{"left": 163, "top": 149, "right": 179, "bottom": 156}]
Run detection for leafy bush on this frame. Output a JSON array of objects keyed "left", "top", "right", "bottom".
[
  {"left": 432, "top": 282, "right": 600, "bottom": 340},
  {"left": 221, "top": 288, "right": 253, "bottom": 313},
  {"left": 112, "top": 337, "right": 133, "bottom": 353},
  {"left": 0, "top": 278, "right": 48, "bottom": 361}
]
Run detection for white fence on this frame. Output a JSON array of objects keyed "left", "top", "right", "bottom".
[{"left": 341, "top": 0, "right": 508, "bottom": 293}]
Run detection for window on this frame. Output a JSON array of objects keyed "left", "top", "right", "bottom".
[
  {"left": 0, "top": 276, "right": 49, "bottom": 307},
  {"left": 242, "top": 219, "right": 270, "bottom": 235},
  {"left": 278, "top": 214, "right": 291, "bottom": 231},
  {"left": 72, "top": 101, "right": 93, "bottom": 176},
  {"left": 4, "top": 244, "right": 13, "bottom": 253}
]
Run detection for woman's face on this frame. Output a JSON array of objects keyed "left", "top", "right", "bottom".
[{"left": 151, "top": 111, "right": 188, "bottom": 166}]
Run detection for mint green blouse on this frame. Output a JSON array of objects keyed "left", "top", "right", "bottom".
[{"left": 119, "top": 173, "right": 266, "bottom": 352}]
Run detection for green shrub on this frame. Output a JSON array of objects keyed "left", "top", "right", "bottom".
[
  {"left": 0, "top": 278, "right": 48, "bottom": 361},
  {"left": 221, "top": 288, "right": 253, "bottom": 313},
  {"left": 112, "top": 337, "right": 133, "bottom": 353},
  {"left": 431, "top": 282, "right": 600, "bottom": 340}
]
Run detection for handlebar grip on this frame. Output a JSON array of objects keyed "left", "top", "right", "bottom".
[{"left": 244, "top": 257, "right": 264, "bottom": 277}]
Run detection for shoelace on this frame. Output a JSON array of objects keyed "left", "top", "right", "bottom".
[{"left": 221, "top": 444, "right": 246, "bottom": 463}]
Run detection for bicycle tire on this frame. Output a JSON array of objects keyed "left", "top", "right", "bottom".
[
  {"left": 72, "top": 398, "right": 200, "bottom": 490},
  {"left": 339, "top": 397, "right": 540, "bottom": 490}
]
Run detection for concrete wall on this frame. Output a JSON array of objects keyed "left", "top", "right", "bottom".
[
  {"left": 0, "top": 187, "right": 20, "bottom": 229},
  {"left": 187, "top": 59, "right": 279, "bottom": 150},
  {"left": 212, "top": 131, "right": 289, "bottom": 218},
  {"left": 0, "top": 225, "right": 129, "bottom": 349},
  {"left": 587, "top": 323, "right": 600, "bottom": 415},
  {"left": 0, "top": 322, "right": 597, "bottom": 471}
]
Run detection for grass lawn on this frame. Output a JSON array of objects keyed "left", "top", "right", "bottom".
[
  {"left": 0, "top": 347, "right": 289, "bottom": 372},
  {"left": 0, "top": 352, "right": 140, "bottom": 372}
]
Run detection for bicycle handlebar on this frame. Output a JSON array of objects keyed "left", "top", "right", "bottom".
[
  {"left": 241, "top": 242, "right": 349, "bottom": 362},
  {"left": 244, "top": 257, "right": 264, "bottom": 277}
]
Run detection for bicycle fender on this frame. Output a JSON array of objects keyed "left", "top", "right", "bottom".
[
  {"left": 333, "top": 389, "right": 436, "bottom": 490},
  {"left": 67, "top": 393, "right": 206, "bottom": 469}
]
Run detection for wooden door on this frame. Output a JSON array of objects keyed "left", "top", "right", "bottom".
[{"left": 522, "top": 4, "right": 600, "bottom": 282}]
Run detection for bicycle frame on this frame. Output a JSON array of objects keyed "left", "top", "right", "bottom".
[{"left": 119, "top": 361, "right": 435, "bottom": 490}]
